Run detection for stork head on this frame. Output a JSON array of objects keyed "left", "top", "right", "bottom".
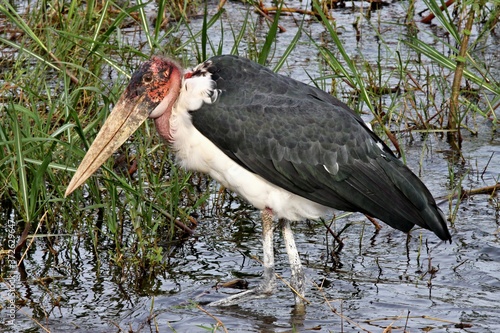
[{"left": 65, "top": 56, "right": 182, "bottom": 196}]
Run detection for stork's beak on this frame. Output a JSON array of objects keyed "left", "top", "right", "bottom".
[{"left": 64, "top": 94, "right": 150, "bottom": 197}]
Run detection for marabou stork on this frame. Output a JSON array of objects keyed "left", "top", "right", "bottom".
[{"left": 66, "top": 55, "right": 451, "bottom": 306}]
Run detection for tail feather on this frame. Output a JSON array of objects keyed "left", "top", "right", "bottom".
[{"left": 376, "top": 158, "right": 452, "bottom": 242}]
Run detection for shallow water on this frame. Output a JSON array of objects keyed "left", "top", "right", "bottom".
[{"left": 1, "top": 0, "right": 499, "bottom": 332}]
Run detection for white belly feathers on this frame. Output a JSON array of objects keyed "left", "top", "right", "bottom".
[{"left": 168, "top": 71, "right": 332, "bottom": 221}]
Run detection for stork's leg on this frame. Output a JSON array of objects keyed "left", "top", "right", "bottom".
[
  {"left": 281, "top": 219, "right": 306, "bottom": 307},
  {"left": 259, "top": 207, "right": 276, "bottom": 293},
  {"left": 207, "top": 208, "right": 276, "bottom": 306}
]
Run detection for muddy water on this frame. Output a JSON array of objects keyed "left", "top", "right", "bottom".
[{"left": 2, "top": 0, "right": 500, "bottom": 332}]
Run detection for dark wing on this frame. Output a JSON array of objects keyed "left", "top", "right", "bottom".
[{"left": 190, "top": 55, "right": 451, "bottom": 241}]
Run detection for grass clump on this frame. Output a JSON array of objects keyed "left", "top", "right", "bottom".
[
  {"left": 0, "top": 0, "right": 205, "bottom": 278},
  {"left": 311, "top": 0, "right": 499, "bottom": 150}
]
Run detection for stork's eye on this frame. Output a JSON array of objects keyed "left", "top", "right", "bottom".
[{"left": 143, "top": 73, "right": 153, "bottom": 84}]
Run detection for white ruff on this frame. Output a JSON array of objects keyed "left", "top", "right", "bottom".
[{"left": 169, "top": 68, "right": 332, "bottom": 221}]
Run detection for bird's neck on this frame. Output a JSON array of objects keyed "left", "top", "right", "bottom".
[{"left": 154, "top": 111, "right": 173, "bottom": 143}]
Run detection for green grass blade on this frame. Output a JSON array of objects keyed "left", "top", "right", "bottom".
[
  {"left": 201, "top": 1, "right": 209, "bottom": 61},
  {"left": 0, "top": 1, "right": 48, "bottom": 53},
  {"left": 273, "top": 14, "right": 305, "bottom": 72},
  {"left": 154, "top": 0, "right": 167, "bottom": 43},
  {"left": 0, "top": 37, "right": 58, "bottom": 71},
  {"left": 180, "top": 7, "right": 224, "bottom": 62},
  {"left": 312, "top": 0, "right": 374, "bottom": 113},
  {"left": 406, "top": 38, "right": 498, "bottom": 94},
  {"left": 258, "top": 1, "right": 282, "bottom": 65},
  {"left": 25, "top": 158, "right": 77, "bottom": 173},
  {"left": 11, "top": 105, "right": 30, "bottom": 222},
  {"left": 230, "top": 8, "right": 250, "bottom": 55},
  {"left": 137, "top": 0, "right": 152, "bottom": 50},
  {"left": 422, "top": 0, "right": 460, "bottom": 41},
  {"left": 89, "top": 0, "right": 111, "bottom": 52}
]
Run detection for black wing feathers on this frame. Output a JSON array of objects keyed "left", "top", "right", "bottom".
[{"left": 190, "top": 55, "right": 451, "bottom": 241}]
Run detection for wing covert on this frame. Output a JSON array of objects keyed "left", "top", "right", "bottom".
[
  {"left": 190, "top": 55, "right": 383, "bottom": 196},
  {"left": 188, "top": 55, "right": 448, "bottom": 238}
]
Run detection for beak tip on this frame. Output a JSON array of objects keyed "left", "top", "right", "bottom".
[
  {"left": 64, "top": 186, "right": 74, "bottom": 198},
  {"left": 65, "top": 178, "right": 79, "bottom": 198}
]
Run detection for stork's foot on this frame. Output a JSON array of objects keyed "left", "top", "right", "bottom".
[
  {"left": 206, "top": 280, "right": 307, "bottom": 309},
  {"left": 207, "top": 283, "right": 274, "bottom": 307},
  {"left": 208, "top": 209, "right": 277, "bottom": 307},
  {"left": 208, "top": 212, "right": 308, "bottom": 308}
]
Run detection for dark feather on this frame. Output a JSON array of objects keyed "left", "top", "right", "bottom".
[{"left": 190, "top": 55, "right": 451, "bottom": 241}]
